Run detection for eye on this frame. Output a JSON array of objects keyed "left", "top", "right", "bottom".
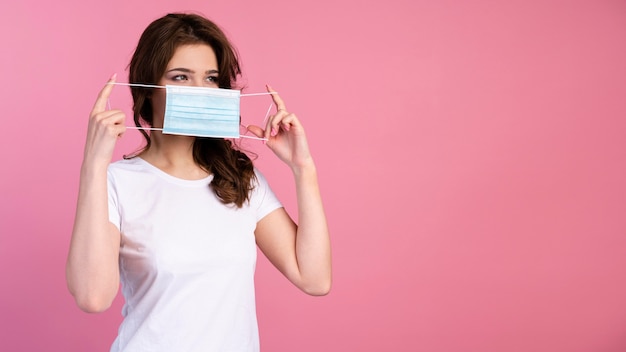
[
  {"left": 206, "top": 76, "right": 219, "bottom": 83},
  {"left": 172, "top": 74, "right": 188, "bottom": 82}
]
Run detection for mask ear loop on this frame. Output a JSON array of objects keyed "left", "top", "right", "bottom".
[
  {"left": 126, "top": 126, "right": 163, "bottom": 131},
  {"left": 127, "top": 125, "right": 268, "bottom": 140},
  {"left": 238, "top": 92, "right": 276, "bottom": 141},
  {"left": 106, "top": 82, "right": 166, "bottom": 131},
  {"left": 239, "top": 134, "right": 268, "bottom": 141},
  {"left": 263, "top": 101, "right": 273, "bottom": 126},
  {"left": 238, "top": 101, "right": 274, "bottom": 141}
]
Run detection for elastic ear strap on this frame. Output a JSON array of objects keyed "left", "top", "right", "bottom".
[
  {"left": 126, "top": 126, "right": 163, "bottom": 131},
  {"left": 125, "top": 126, "right": 268, "bottom": 141},
  {"left": 240, "top": 92, "right": 278, "bottom": 97},
  {"left": 108, "top": 82, "right": 165, "bottom": 89},
  {"left": 108, "top": 82, "right": 278, "bottom": 96},
  {"left": 263, "top": 102, "right": 273, "bottom": 125},
  {"left": 239, "top": 135, "right": 268, "bottom": 141}
]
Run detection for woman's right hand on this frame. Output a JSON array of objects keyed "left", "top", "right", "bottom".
[
  {"left": 67, "top": 74, "right": 125, "bottom": 312},
  {"left": 83, "top": 74, "right": 126, "bottom": 167}
]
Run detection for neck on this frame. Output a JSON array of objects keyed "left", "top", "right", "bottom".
[{"left": 140, "top": 133, "right": 209, "bottom": 180}]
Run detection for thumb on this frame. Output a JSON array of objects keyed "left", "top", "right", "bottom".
[{"left": 245, "top": 125, "right": 265, "bottom": 138}]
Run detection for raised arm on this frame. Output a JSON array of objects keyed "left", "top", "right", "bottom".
[
  {"left": 247, "top": 86, "right": 331, "bottom": 295},
  {"left": 66, "top": 75, "right": 126, "bottom": 312}
]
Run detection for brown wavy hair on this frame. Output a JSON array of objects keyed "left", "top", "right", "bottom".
[{"left": 128, "top": 13, "right": 255, "bottom": 207}]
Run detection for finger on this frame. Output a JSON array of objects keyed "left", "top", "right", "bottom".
[
  {"left": 91, "top": 73, "right": 117, "bottom": 115},
  {"left": 104, "top": 116, "right": 127, "bottom": 137},
  {"left": 93, "top": 109, "right": 125, "bottom": 122},
  {"left": 90, "top": 111, "right": 126, "bottom": 134},
  {"left": 266, "top": 84, "right": 287, "bottom": 112},
  {"left": 245, "top": 124, "right": 265, "bottom": 138},
  {"left": 280, "top": 113, "right": 301, "bottom": 132},
  {"left": 276, "top": 112, "right": 299, "bottom": 133},
  {"left": 114, "top": 124, "right": 127, "bottom": 137},
  {"left": 265, "top": 109, "right": 289, "bottom": 138},
  {"left": 282, "top": 120, "right": 292, "bottom": 132}
]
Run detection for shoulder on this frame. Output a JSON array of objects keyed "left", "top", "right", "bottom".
[
  {"left": 106, "top": 157, "right": 152, "bottom": 187},
  {"left": 249, "top": 168, "right": 282, "bottom": 210},
  {"left": 252, "top": 167, "right": 267, "bottom": 184},
  {"left": 108, "top": 157, "right": 144, "bottom": 172},
  {"left": 107, "top": 157, "right": 152, "bottom": 177},
  {"left": 252, "top": 168, "right": 276, "bottom": 192}
]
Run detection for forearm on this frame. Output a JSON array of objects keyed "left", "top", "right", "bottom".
[
  {"left": 292, "top": 161, "right": 332, "bottom": 295},
  {"left": 66, "top": 162, "right": 120, "bottom": 312}
]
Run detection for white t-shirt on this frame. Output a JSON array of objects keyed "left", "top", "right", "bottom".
[{"left": 106, "top": 157, "right": 282, "bottom": 352}]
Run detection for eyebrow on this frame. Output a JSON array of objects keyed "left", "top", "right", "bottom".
[{"left": 166, "top": 68, "right": 219, "bottom": 74}]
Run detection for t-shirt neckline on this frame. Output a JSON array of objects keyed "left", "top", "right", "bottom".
[{"left": 133, "top": 157, "right": 213, "bottom": 187}]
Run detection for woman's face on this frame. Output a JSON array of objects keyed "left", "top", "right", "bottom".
[{"left": 151, "top": 43, "right": 219, "bottom": 127}]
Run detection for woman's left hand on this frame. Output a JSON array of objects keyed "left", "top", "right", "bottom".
[
  {"left": 246, "top": 85, "right": 314, "bottom": 171},
  {"left": 248, "top": 86, "right": 331, "bottom": 296}
]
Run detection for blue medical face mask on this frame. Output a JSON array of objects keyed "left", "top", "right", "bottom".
[
  {"left": 163, "top": 85, "right": 240, "bottom": 138},
  {"left": 109, "top": 83, "right": 274, "bottom": 140}
]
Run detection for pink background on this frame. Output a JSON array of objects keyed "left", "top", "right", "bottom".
[{"left": 1, "top": 0, "right": 625, "bottom": 351}]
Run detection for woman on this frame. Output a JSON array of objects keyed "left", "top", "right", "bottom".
[{"left": 66, "top": 13, "right": 331, "bottom": 351}]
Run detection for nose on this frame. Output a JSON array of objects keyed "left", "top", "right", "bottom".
[
  {"left": 190, "top": 76, "right": 204, "bottom": 87},
  {"left": 191, "top": 77, "right": 218, "bottom": 89}
]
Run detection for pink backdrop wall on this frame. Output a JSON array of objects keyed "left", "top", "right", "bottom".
[{"left": 1, "top": 0, "right": 625, "bottom": 351}]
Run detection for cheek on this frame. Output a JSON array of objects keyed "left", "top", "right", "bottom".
[{"left": 151, "top": 92, "right": 167, "bottom": 119}]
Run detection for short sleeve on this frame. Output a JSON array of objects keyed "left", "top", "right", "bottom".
[
  {"left": 250, "top": 169, "right": 283, "bottom": 222},
  {"left": 107, "top": 168, "right": 121, "bottom": 231}
]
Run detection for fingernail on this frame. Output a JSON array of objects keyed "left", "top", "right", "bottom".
[{"left": 110, "top": 73, "right": 117, "bottom": 81}]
